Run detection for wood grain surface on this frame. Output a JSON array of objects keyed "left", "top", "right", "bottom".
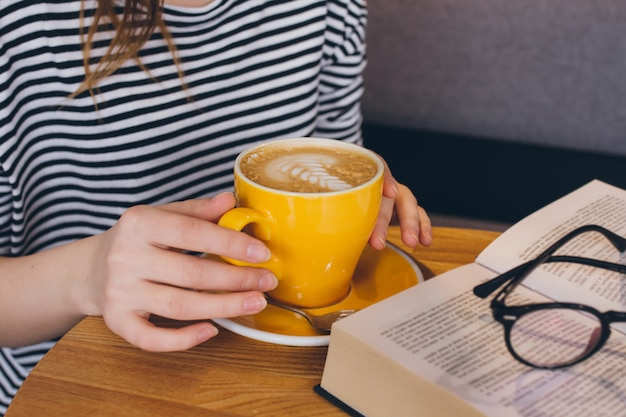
[{"left": 6, "top": 226, "right": 499, "bottom": 417}]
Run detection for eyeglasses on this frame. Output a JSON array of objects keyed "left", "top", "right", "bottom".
[{"left": 473, "top": 224, "right": 626, "bottom": 369}]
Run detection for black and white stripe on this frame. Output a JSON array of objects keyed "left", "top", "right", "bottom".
[{"left": 0, "top": 0, "right": 366, "bottom": 412}]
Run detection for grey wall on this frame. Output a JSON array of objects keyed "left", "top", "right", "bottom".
[{"left": 362, "top": 0, "right": 626, "bottom": 157}]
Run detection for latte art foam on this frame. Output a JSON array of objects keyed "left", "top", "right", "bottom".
[
  {"left": 240, "top": 144, "right": 378, "bottom": 193},
  {"left": 266, "top": 154, "right": 353, "bottom": 191}
]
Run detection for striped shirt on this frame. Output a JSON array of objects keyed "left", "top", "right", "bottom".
[{"left": 0, "top": 0, "right": 366, "bottom": 411}]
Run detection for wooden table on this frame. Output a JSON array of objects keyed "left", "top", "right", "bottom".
[{"left": 6, "top": 227, "right": 499, "bottom": 417}]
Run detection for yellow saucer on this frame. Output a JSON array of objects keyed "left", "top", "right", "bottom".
[{"left": 212, "top": 243, "right": 423, "bottom": 346}]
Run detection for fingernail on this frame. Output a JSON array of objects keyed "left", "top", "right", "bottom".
[
  {"left": 377, "top": 234, "right": 387, "bottom": 248},
  {"left": 243, "top": 294, "right": 267, "bottom": 313},
  {"left": 259, "top": 272, "right": 278, "bottom": 290},
  {"left": 198, "top": 325, "right": 218, "bottom": 342},
  {"left": 247, "top": 244, "right": 271, "bottom": 262},
  {"left": 390, "top": 181, "right": 399, "bottom": 196}
]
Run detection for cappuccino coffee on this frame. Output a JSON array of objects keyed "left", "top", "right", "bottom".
[{"left": 240, "top": 143, "right": 378, "bottom": 193}]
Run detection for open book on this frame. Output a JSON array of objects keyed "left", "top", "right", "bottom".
[{"left": 318, "top": 179, "right": 626, "bottom": 417}]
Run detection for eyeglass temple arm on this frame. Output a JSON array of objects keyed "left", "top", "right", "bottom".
[
  {"left": 473, "top": 254, "right": 626, "bottom": 299},
  {"left": 473, "top": 262, "right": 532, "bottom": 298},
  {"left": 474, "top": 224, "right": 626, "bottom": 299},
  {"left": 592, "top": 225, "right": 626, "bottom": 252},
  {"left": 529, "top": 225, "right": 626, "bottom": 266}
]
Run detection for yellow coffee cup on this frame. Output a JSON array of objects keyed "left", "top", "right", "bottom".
[{"left": 218, "top": 138, "right": 384, "bottom": 308}]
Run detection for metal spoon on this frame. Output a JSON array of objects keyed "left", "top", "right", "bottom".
[{"left": 264, "top": 296, "right": 357, "bottom": 334}]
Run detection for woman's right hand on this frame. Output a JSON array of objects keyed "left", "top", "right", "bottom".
[{"left": 78, "top": 193, "right": 278, "bottom": 352}]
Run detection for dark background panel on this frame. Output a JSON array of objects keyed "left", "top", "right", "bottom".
[{"left": 363, "top": 122, "right": 626, "bottom": 224}]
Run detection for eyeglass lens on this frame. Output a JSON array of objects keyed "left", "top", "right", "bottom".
[{"left": 509, "top": 308, "right": 603, "bottom": 368}]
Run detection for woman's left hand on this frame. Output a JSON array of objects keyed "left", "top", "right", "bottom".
[{"left": 369, "top": 159, "right": 432, "bottom": 250}]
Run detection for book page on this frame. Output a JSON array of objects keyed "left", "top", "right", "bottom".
[
  {"left": 475, "top": 180, "right": 626, "bottom": 316},
  {"left": 340, "top": 264, "right": 626, "bottom": 417}
]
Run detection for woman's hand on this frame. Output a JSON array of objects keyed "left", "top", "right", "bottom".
[
  {"left": 369, "top": 159, "right": 432, "bottom": 250},
  {"left": 78, "top": 193, "right": 277, "bottom": 352}
]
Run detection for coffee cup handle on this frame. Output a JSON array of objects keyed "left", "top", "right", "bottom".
[{"left": 217, "top": 207, "right": 280, "bottom": 274}]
